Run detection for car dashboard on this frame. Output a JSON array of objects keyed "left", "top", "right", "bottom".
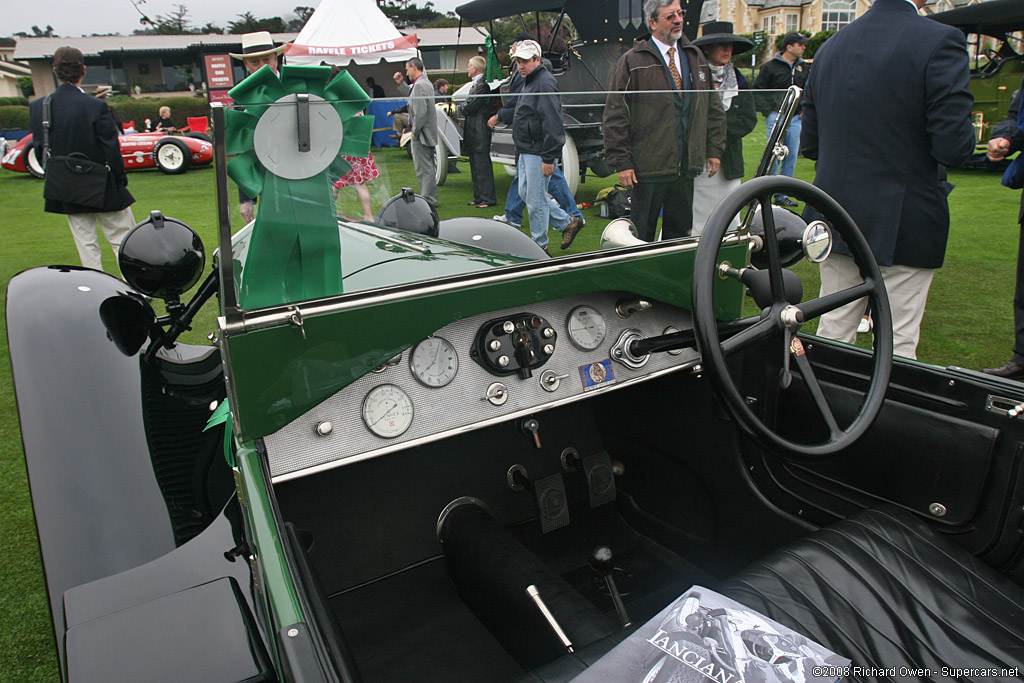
[{"left": 264, "top": 290, "right": 702, "bottom": 481}]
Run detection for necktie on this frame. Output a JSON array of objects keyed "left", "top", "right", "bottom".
[{"left": 667, "top": 46, "right": 684, "bottom": 90}]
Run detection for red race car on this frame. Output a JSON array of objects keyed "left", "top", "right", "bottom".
[{"left": 1, "top": 131, "right": 213, "bottom": 177}]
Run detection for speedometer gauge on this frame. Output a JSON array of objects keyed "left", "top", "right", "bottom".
[
  {"left": 566, "top": 305, "right": 607, "bottom": 351},
  {"left": 361, "top": 384, "right": 414, "bottom": 438},
  {"left": 410, "top": 336, "right": 459, "bottom": 387}
]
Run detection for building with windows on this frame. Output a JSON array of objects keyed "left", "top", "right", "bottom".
[{"left": 701, "top": 0, "right": 992, "bottom": 54}]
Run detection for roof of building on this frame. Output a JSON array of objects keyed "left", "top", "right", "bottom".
[
  {"left": 409, "top": 27, "right": 488, "bottom": 47},
  {"left": 0, "top": 60, "right": 30, "bottom": 78},
  {"left": 12, "top": 28, "right": 483, "bottom": 62}
]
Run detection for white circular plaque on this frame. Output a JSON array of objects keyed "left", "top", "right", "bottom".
[{"left": 253, "top": 93, "right": 343, "bottom": 180}]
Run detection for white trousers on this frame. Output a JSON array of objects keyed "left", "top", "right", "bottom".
[
  {"left": 816, "top": 253, "right": 935, "bottom": 360},
  {"left": 691, "top": 170, "right": 740, "bottom": 237},
  {"left": 66, "top": 208, "right": 135, "bottom": 272}
]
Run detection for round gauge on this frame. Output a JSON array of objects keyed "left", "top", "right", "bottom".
[
  {"left": 409, "top": 336, "right": 459, "bottom": 387},
  {"left": 361, "top": 384, "right": 414, "bottom": 438},
  {"left": 566, "top": 305, "right": 607, "bottom": 351}
]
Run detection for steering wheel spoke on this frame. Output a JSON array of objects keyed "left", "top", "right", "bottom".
[
  {"left": 757, "top": 194, "right": 788, "bottom": 300},
  {"left": 797, "top": 280, "right": 876, "bottom": 321},
  {"left": 791, "top": 347, "right": 842, "bottom": 439},
  {"left": 720, "top": 315, "right": 779, "bottom": 356}
]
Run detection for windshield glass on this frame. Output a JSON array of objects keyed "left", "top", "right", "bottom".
[{"left": 215, "top": 59, "right": 792, "bottom": 311}]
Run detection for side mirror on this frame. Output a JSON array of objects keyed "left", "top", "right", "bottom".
[
  {"left": 801, "top": 221, "right": 833, "bottom": 263},
  {"left": 119, "top": 210, "right": 205, "bottom": 301}
]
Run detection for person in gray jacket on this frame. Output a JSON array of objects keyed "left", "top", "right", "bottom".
[
  {"left": 393, "top": 58, "right": 438, "bottom": 207},
  {"left": 510, "top": 40, "right": 583, "bottom": 252}
]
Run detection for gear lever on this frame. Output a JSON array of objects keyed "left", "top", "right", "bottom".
[{"left": 590, "top": 545, "right": 632, "bottom": 628}]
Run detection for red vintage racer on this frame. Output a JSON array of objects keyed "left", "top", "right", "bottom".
[{"left": 0, "top": 130, "right": 213, "bottom": 177}]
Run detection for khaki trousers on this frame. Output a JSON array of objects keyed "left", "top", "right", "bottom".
[
  {"left": 66, "top": 207, "right": 136, "bottom": 272},
  {"left": 816, "top": 253, "right": 935, "bottom": 360}
]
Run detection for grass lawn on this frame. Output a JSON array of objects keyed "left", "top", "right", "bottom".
[{"left": 1, "top": 128, "right": 1021, "bottom": 681}]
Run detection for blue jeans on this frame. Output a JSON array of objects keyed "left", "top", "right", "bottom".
[
  {"left": 765, "top": 111, "right": 801, "bottom": 199},
  {"left": 505, "top": 164, "right": 582, "bottom": 226},
  {"left": 517, "top": 154, "right": 571, "bottom": 247}
]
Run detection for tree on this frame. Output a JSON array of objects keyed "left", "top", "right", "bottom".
[
  {"left": 228, "top": 12, "right": 286, "bottom": 34},
  {"left": 151, "top": 4, "right": 193, "bottom": 34},
  {"left": 199, "top": 22, "right": 223, "bottom": 35},
  {"left": 31, "top": 25, "right": 57, "bottom": 37},
  {"left": 376, "top": 0, "right": 444, "bottom": 29},
  {"left": 287, "top": 6, "right": 315, "bottom": 31},
  {"left": 804, "top": 30, "right": 836, "bottom": 59}
]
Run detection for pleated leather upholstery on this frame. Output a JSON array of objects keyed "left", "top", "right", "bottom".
[{"left": 719, "top": 506, "right": 1024, "bottom": 681}]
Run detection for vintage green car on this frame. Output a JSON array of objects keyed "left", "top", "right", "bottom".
[{"left": 8, "top": 69, "right": 1024, "bottom": 682}]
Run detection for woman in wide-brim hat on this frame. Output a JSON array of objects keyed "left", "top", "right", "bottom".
[{"left": 691, "top": 22, "right": 758, "bottom": 236}]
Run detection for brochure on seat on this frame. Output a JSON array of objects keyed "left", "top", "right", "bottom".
[{"left": 570, "top": 586, "right": 849, "bottom": 683}]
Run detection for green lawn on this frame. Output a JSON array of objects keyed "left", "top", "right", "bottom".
[{"left": 1, "top": 133, "right": 1021, "bottom": 681}]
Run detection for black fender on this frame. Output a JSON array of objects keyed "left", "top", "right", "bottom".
[{"left": 7, "top": 266, "right": 231, "bottom": 676}]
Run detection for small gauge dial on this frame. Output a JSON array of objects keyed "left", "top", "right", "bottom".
[
  {"left": 361, "top": 384, "right": 414, "bottom": 438},
  {"left": 566, "top": 305, "right": 607, "bottom": 351},
  {"left": 410, "top": 336, "right": 459, "bottom": 387}
]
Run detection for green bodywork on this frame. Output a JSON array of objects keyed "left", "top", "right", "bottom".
[
  {"left": 970, "top": 56, "right": 1023, "bottom": 144},
  {"left": 220, "top": 228, "right": 747, "bottom": 442}
]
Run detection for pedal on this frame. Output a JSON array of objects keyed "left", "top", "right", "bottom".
[
  {"left": 582, "top": 451, "right": 616, "bottom": 508},
  {"left": 534, "top": 472, "right": 570, "bottom": 533}
]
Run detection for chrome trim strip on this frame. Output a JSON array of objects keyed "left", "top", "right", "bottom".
[{"left": 270, "top": 358, "right": 699, "bottom": 483}]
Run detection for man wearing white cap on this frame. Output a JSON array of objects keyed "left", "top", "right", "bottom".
[
  {"left": 231, "top": 31, "right": 285, "bottom": 222},
  {"left": 509, "top": 39, "right": 582, "bottom": 252}
]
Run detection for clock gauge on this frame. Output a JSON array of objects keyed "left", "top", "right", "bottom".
[{"left": 410, "top": 336, "right": 459, "bottom": 387}]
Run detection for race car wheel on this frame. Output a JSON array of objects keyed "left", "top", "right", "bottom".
[
  {"left": 435, "top": 137, "right": 448, "bottom": 187},
  {"left": 25, "top": 142, "right": 46, "bottom": 179},
  {"left": 560, "top": 132, "right": 579, "bottom": 195},
  {"left": 185, "top": 131, "right": 212, "bottom": 143},
  {"left": 691, "top": 175, "right": 893, "bottom": 460},
  {"left": 153, "top": 138, "right": 192, "bottom": 175}
]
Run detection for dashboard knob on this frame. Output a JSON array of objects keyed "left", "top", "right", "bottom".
[{"left": 315, "top": 421, "right": 333, "bottom": 436}]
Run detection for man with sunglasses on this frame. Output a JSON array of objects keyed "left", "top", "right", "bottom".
[{"left": 604, "top": 0, "right": 725, "bottom": 242}]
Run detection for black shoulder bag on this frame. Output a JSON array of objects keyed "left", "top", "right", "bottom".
[{"left": 42, "top": 94, "right": 112, "bottom": 210}]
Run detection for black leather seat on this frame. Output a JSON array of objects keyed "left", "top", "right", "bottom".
[{"left": 719, "top": 506, "right": 1024, "bottom": 681}]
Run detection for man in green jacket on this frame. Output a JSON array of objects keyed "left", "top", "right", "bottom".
[{"left": 603, "top": 0, "right": 726, "bottom": 242}]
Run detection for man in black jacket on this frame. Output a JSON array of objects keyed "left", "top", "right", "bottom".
[
  {"left": 983, "top": 81, "right": 1024, "bottom": 379},
  {"left": 458, "top": 55, "right": 496, "bottom": 207},
  {"left": 753, "top": 32, "right": 809, "bottom": 208},
  {"left": 801, "top": 0, "right": 975, "bottom": 359},
  {"left": 30, "top": 46, "right": 135, "bottom": 272},
  {"left": 510, "top": 40, "right": 583, "bottom": 251}
]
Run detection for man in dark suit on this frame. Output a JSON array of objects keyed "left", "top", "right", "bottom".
[
  {"left": 393, "top": 58, "right": 439, "bottom": 208},
  {"left": 30, "top": 46, "right": 135, "bottom": 272},
  {"left": 983, "top": 80, "right": 1024, "bottom": 379},
  {"left": 458, "top": 55, "right": 496, "bottom": 207},
  {"left": 801, "top": 0, "right": 975, "bottom": 359}
]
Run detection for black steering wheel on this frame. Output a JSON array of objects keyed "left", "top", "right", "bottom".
[{"left": 692, "top": 176, "right": 893, "bottom": 459}]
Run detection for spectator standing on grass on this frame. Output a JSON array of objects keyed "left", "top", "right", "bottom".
[
  {"left": 603, "top": 0, "right": 726, "bottom": 242},
  {"left": 509, "top": 40, "right": 583, "bottom": 253},
  {"left": 983, "top": 80, "right": 1024, "bottom": 379},
  {"left": 29, "top": 46, "right": 134, "bottom": 272},
  {"left": 458, "top": 56, "right": 497, "bottom": 208},
  {"left": 393, "top": 58, "right": 439, "bottom": 208},
  {"left": 753, "top": 32, "right": 809, "bottom": 209},
  {"left": 230, "top": 31, "right": 286, "bottom": 223},
  {"left": 489, "top": 34, "right": 584, "bottom": 233},
  {"left": 691, "top": 22, "right": 756, "bottom": 235},
  {"left": 802, "top": 0, "right": 975, "bottom": 360},
  {"left": 366, "top": 76, "right": 385, "bottom": 98}
]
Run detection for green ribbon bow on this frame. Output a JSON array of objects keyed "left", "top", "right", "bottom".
[{"left": 226, "top": 64, "right": 374, "bottom": 309}]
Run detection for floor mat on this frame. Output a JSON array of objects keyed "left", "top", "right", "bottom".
[{"left": 329, "top": 557, "right": 523, "bottom": 683}]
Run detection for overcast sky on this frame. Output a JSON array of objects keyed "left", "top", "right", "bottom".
[{"left": 8, "top": 0, "right": 465, "bottom": 38}]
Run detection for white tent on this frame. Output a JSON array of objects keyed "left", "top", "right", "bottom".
[{"left": 285, "top": 0, "right": 419, "bottom": 66}]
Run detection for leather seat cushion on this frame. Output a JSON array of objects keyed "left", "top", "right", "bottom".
[{"left": 718, "top": 506, "right": 1024, "bottom": 680}]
